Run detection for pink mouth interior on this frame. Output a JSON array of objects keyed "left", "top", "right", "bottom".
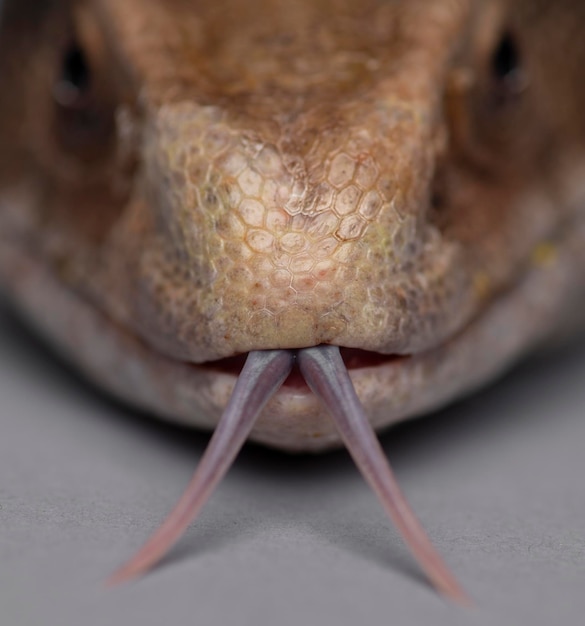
[{"left": 207, "top": 348, "right": 410, "bottom": 388}]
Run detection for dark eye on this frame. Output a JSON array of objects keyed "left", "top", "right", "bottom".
[
  {"left": 52, "top": 38, "right": 115, "bottom": 158},
  {"left": 491, "top": 32, "right": 526, "bottom": 96},
  {"left": 62, "top": 44, "right": 91, "bottom": 92},
  {"left": 53, "top": 42, "right": 92, "bottom": 108}
]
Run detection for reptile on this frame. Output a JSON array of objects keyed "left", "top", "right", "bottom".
[{"left": 1, "top": 0, "right": 585, "bottom": 603}]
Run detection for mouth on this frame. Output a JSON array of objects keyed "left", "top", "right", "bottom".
[{"left": 206, "top": 347, "right": 410, "bottom": 389}]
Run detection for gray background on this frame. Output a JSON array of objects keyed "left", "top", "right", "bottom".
[{"left": 1, "top": 301, "right": 584, "bottom": 626}]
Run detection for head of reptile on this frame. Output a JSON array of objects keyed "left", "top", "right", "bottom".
[{"left": 1, "top": 0, "right": 585, "bottom": 599}]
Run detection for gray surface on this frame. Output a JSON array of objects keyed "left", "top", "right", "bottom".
[{"left": 0, "top": 302, "right": 584, "bottom": 626}]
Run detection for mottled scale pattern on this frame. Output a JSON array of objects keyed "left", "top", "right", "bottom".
[{"left": 130, "top": 94, "right": 472, "bottom": 363}]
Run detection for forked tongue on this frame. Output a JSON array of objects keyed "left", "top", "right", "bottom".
[{"left": 109, "top": 346, "right": 469, "bottom": 604}]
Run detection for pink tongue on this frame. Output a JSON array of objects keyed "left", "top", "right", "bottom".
[{"left": 109, "top": 347, "right": 469, "bottom": 604}]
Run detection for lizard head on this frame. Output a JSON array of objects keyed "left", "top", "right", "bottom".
[{"left": 1, "top": 0, "right": 585, "bottom": 598}]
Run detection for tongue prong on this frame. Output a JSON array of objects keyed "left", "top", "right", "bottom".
[
  {"left": 297, "top": 345, "right": 471, "bottom": 605},
  {"left": 107, "top": 349, "right": 295, "bottom": 585}
]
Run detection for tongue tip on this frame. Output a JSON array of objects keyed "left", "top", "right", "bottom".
[
  {"left": 298, "top": 345, "right": 469, "bottom": 605},
  {"left": 107, "top": 350, "right": 295, "bottom": 583}
]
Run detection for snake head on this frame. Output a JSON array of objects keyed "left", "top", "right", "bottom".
[
  {"left": 1, "top": 0, "right": 585, "bottom": 447},
  {"left": 1, "top": 0, "right": 585, "bottom": 445}
]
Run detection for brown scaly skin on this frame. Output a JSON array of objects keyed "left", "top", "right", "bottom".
[{"left": 1, "top": 0, "right": 585, "bottom": 450}]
